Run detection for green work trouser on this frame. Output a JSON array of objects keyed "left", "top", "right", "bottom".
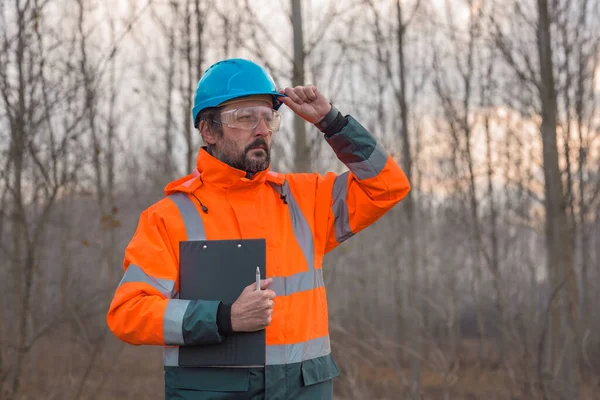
[{"left": 164, "top": 354, "right": 339, "bottom": 400}]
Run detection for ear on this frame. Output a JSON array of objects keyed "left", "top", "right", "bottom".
[{"left": 199, "top": 121, "right": 218, "bottom": 145}]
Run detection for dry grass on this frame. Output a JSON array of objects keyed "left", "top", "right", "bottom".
[
  {"left": 330, "top": 334, "right": 600, "bottom": 400},
  {"left": 10, "top": 332, "right": 600, "bottom": 399}
]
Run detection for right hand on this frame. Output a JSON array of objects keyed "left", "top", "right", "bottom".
[
  {"left": 230, "top": 278, "right": 275, "bottom": 332},
  {"left": 278, "top": 86, "right": 331, "bottom": 124}
]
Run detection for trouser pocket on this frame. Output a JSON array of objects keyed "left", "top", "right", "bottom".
[{"left": 165, "top": 366, "right": 252, "bottom": 400}]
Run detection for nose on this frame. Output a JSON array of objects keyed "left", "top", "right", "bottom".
[{"left": 254, "top": 118, "right": 271, "bottom": 137}]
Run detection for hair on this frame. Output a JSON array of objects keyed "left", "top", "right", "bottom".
[{"left": 195, "top": 107, "right": 223, "bottom": 153}]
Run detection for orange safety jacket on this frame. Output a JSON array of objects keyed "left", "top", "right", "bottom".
[{"left": 107, "top": 116, "right": 409, "bottom": 373}]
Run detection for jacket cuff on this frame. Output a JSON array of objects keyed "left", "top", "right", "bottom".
[
  {"left": 316, "top": 104, "right": 348, "bottom": 136},
  {"left": 323, "top": 113, "right": 349, "bottom": 137},
  {"left": 325, "top": 116, "right": 389, "bottom": 180},
  {"left": 181, "top": 300, "right": 224, "bottom": 345},
  {"left": 216, "top": 302, "right": 234, "bottom": 335}
]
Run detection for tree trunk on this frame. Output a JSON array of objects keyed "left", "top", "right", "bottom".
[
  {"left": 192, "top": 0, "right": 205, "bottom": 170},
  {"left": 163, "top": 2, "right": 178, "bottom": 178},
  {"left": 395, "top": 2, "right": 420, "bottom": 397},
  {"left": 78, "top": 0, "right": 104, "bottom": 212},
  {"left": 0, "top": 185, "right": 7, "bottom": 383},
  {"left": 195, "top": 0, "right": 204, "bottom": 81},
  {"left": 9, "top": 3, "right": 29, "bottom": 394},
  {"left": 482, "top": 53, "right": 507, "bottom": 364},
  {"left": 78, "top": 0, "right": 112, "bottom": 288},
  {"left": 557, "top": 7, "right": 577, "bottom": 255},
  {"left": 107, "top": 17, "right": 118, "bottom": 286},
  {"left": 574, "top": 0, "right": 590, "bottom": 323},
  {"left": 291, "top": 0, "right": 309, "bottom": 172},
  {"left": 183, "top": 0, "right": 194, "bottom": 173},
  {"left": 536, "top": 0, "right": 580, "bottom": 396}
]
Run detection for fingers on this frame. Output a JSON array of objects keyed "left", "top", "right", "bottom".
[
  {"left": 295, "top": 87, "right": 310, "bottom": 103},
  {"left": 260, "top": 296, "right": 275, "bottom": 311},
  {"left": 260, "top": 278, "right": 273, "bottom": 290},
  {"left": 265, "top": 303, "right": 274, "bottom": 326},
  {"left": 279, "top": 96, "right": 303, "bottom": 116},
  {"left": 278, "top": 96, "right": 295, "bottom": 110},
  {"left": 281, "top": 87, "right": 303, "bottom": 104},
  {"left": 250, "top": 289, "right": 275, "bottom": 309},
  {"left": 279, "top": 86, "right": 318, "bottom": 104},
  {"left": 302, "top": 85, "right": 317, "bottom": 101}
]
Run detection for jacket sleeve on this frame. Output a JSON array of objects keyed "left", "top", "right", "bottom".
[
  {"left": 106, "top": 206, "right": 223, "bottom": 346},
  {"left": 319, "top": 116, "right": 410, "bottom": 253}
]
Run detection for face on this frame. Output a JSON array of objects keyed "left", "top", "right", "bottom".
[{"left": 205, "top": 99, "right": 275, "bottom": 174}]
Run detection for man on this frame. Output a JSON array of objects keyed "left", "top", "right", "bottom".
[{"left": 107, "top": 58, "right": 410, "bottom": 399}]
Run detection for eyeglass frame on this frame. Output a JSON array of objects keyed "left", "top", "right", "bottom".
[{"left": 212, "top": 107, "right": 281, "bottom": 132}]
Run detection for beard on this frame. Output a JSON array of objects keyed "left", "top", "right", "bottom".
[{"left": 214, "top": 137, "right": 271, "bottom": 174}]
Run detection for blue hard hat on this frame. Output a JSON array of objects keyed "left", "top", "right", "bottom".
[{"left": 192, "top": 58, "right": 285, "bottom": 126}]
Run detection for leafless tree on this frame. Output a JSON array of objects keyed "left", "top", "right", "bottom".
[
  {"left": 0, "top": 0, "right": 87, "bottom": 395},
  {"left": 362, "top": 0, "right": 426, "bottom": 396},
  {"left": 180, "top": 0, "right": 204, "bottom": 172},
  {"left": 490, "top": 0, "right": 583, "bottom": 396},
  {"left": 432, "top": 0, "right": 496, "bottom": 364}
]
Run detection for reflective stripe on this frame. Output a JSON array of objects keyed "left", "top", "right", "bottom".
[
  {"left": 163, "top": 299, "right": 191, "bottom": 345},
  {"left": 164, "top": 292, "right": 184, "bottom": 365},
  {"left": 332, "top": 172, "right": 353, "bottom": 243},
  {"left": 164, "top": 347, "right": 179, "bottom": 366},
  {"left": 165, "top": 336, "right": 331, "bottom": 366},
  {"left": 270, "top": 181, "right": 315, "bottom": 270},
  {"left": 162, "top": 193, "right": 205, "bottom": 360},
  {"left": 346, "top": 142, "right": 388, "bottom": 180},
  {"left": 271, "top": 268, "right": 324, "bottom": 297},
  {"left": 266, "top": 335, "right": 331, "bottom": 365},
  {"left": 168, "top": 193, "right": 206, "bottom": 240},
  {"left": 117, "top": 264, "right": 174, "bottom": 298}
]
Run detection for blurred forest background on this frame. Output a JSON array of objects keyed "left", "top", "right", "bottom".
[{"left": 1, "top": 0, "right": 599, "bottom": 399}]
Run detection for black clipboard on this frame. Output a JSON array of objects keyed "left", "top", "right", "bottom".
[{"left": 178, "top": 239, "right": 266, "bottom": 367}]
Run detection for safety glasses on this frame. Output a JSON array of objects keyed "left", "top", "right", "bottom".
[{"left": 217, "top": 106, "right": 281, "bottom": 132}]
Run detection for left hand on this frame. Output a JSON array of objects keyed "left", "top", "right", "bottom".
[{"left": 279, "top": 86, "right": 331, "bottom": 124}]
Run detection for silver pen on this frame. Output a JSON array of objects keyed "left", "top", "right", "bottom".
[{"left": 255, "top": 266, "right": 261, "bottom": 291}]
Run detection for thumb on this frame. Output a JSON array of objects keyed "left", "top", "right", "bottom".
[{"left": 260, "top": 278, "right": 273, "bottom": 290}]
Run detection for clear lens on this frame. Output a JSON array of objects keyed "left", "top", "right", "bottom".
[{"left": 220, "top": 107, "right": 281, "bottom": 132}]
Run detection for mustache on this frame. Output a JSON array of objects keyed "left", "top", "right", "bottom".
[{"left": 245, "top": 138, "right": 269, "bottom": 153}]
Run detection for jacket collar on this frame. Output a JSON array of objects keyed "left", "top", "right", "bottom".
[
  {"left": 164, "top": 147, "right": 285, "bottom": 195},
  {"left": 196, "top": 147, "right": 270, "bottom": 188}
]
